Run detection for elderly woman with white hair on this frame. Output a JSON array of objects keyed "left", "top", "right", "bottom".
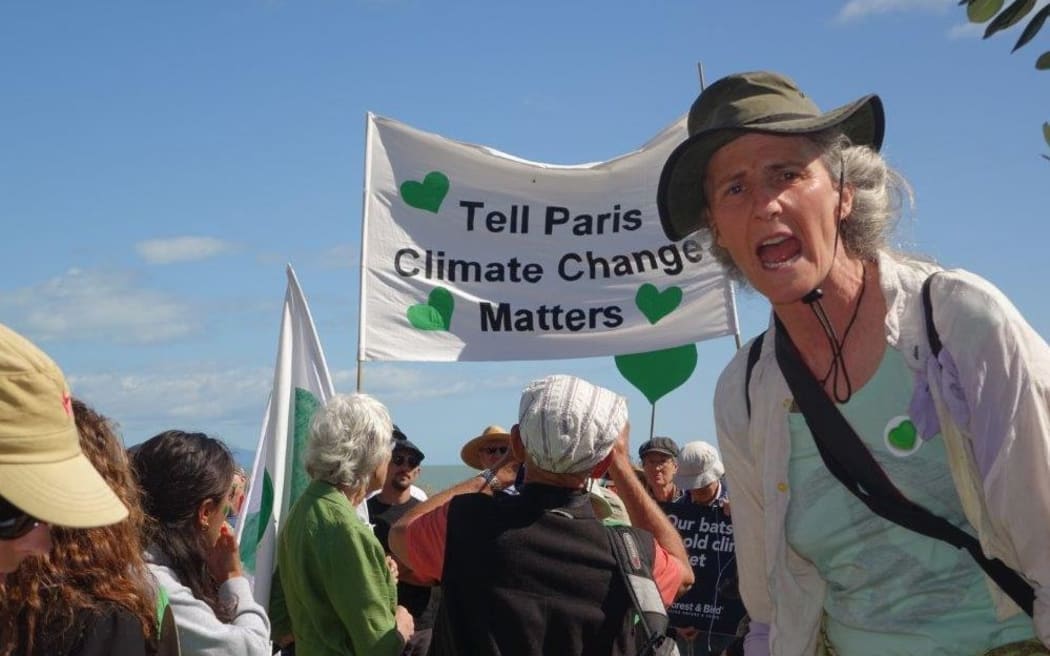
[{"left": 275, "top": 393, "right": 414, "bottom": 655}]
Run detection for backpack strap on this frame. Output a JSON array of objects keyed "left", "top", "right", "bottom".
[
  {"left": 155, "top": 585, "right": 182, "bottom": 656},
  {"left": 605, "top": 525, "right": 680, "bottom": 656},
  {"left": 922, "top": 273, "right": 943, "bottom": 358},
  {"left": 744, "top": 331, "right": 766, "bottom": 419}
]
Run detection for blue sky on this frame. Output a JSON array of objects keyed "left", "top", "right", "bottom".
[{"left": 3, "top": 1, "right": 1047, "bottom": 464}]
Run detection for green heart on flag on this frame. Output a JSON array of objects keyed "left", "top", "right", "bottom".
[
  {"left": 614, "top": 343, "right": 698, "bottom": 404},
  {"left": 399, "top": 171, "right": 450, "bottom": 213},
  {"left": 635, "top": 283, "right": 683, "bottom": 325},
  {"left": 407, "top": 287, "right": 454, "bottom": 331}
]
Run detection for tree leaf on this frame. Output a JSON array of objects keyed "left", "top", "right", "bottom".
[
  {"left": 969, "top": 0, "right": 1004, "bottom": 23},
  {"left": 984, "top": 0, "right": 1036, "bottom": 38},
  {"left": 1037, "top": 50, "right": 1050, "bottom": 69},
  {"left": 1013, "top": 4, "right": 1050, "bottom": 51}
]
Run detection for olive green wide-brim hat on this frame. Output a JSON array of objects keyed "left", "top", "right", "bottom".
[{"left": 657, "top": 70, "right": 885, "bottom": 242}]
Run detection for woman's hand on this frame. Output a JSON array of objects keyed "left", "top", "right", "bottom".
[
  {"left": 208, "top": 523, "right": 244, "bottom": 583},
  {"left": 385, "top": 555, "right": 399, "bottom": 584},
  {"left": 395, "top": 605, "right": 414, "bottom": 643}
]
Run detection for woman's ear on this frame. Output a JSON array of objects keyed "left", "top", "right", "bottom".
[
  {"left": 838, "top": 183, "right": 855, "bottom": 222},
  {"left": 510, "top": 424, "right": 526, "bottom": 461},
  {"left": 197, "top": 498, "right": 216, "bottom": 531}
]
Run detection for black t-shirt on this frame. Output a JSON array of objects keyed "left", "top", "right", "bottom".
[
  {"left": 13, "top": 604, "right": 153, "bottom": 656},
  {"left": 367, "top": 495, "right": 437, "bottom": 625}
]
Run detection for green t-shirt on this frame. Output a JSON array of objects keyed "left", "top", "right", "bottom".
[{"left": 785, "top": 348, "right": 1034, "bottom": 655}]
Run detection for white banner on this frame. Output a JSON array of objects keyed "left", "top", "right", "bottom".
[
  {"left": 237, "top": 265, "right": 342, "bottom": 609},
  {"left": 360, "top": 113, "right": 737, "bottom": 362}
]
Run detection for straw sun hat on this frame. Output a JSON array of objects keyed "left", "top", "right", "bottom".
[{"left": 460, "top": 425, "right": 511, "bottom": 470}]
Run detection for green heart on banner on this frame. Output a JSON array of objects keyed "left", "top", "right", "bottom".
[
  {"left": 635, "top": 283, "right": 683, "bottom": 325},
  {"left": 400, "top": 171, "right": 450, "bottom": 213},
  {"left": 614, "top": 343, "right": 698, "bottom": 404},
  {"left": 406, "top": 287, "right": 454, "bottom": 331}
]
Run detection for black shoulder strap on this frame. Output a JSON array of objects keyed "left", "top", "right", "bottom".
[
  {"left": 605, "top": 525, "right": 679, "bottom": 656},
  {"left": 745, "top": 331, "right": 766, "bottom": 418},
  {"left": 772, "top": 313, "right": 1035, "bottom": 616},
  {"left": 157, "top": 598, "right": 181, "bottom": 656},
  {"left": 922, "top": 273, "right": 942, "bottom": 357}
]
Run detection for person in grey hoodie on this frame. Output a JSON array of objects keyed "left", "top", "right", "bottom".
[{"left": 132, "top": 430, "right": 270, "bottom": 656}]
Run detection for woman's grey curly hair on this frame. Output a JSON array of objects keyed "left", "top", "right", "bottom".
[
  {"left": 304, "top": 393, "right": 392, "bottom": 493},
  {"left": 703, "top": 128, "right": 913, "bottom": 282}
]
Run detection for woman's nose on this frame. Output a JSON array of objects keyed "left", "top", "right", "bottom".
[{"left": 752, "top": 184, "right": 784, "bottom": 222}]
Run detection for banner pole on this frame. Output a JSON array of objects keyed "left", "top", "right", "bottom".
[
  {"left": 649, "top": 404, "right": 656, "bottom": 441},
  {"left": 356, "top": 112, "right": 375, "bottom": 392}
]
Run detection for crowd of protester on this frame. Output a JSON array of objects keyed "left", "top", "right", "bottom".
[
  {"left": 0, "top": 320, "right": 724, "bottom": 656},
  {"left": 3, "top": 66, "right": 1049, "bottom": 656}
]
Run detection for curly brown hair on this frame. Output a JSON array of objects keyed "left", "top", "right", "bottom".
[{"left": 0, "top": 399, "right": 157, "bottom": 654}]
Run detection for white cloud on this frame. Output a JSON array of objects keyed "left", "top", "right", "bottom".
[
  {"left": 68, "top": 365, "right": 273, "bottom": 451},
  {"left": 69, "top": 366, "right": 272, "bottom": 424},
  {"left": 136, "top": 236, "right": 234, "bottom": 264},
  {"left": 836, "top": 0, "right": 953, "bottom": 22},
  {"left": 0, "top": 268, "right": 197, "bottom": 343},
  {"left": 67, "top": 363, "right": 527, "bottom": 452},
  {"left": 353, "top": 364, "right": 527, "bottom": 402}
]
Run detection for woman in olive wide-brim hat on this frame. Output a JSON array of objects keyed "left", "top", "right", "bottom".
[
  {"left": 660, "top": 71, "right": 1050, "bottom": 655},
  {"left": 460, "top": 425, "right": 511, "bottom": 470}
]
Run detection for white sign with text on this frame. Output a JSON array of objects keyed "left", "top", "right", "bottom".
[{"left": 359, "top": 113, "right": 736, "bottom": 362}]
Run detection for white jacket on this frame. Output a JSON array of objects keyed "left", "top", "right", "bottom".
[
  {"left": 717, "top": 252, "right": 1050, "bottom": 655},
  {"left": 145, "top": 546, "right": 271, "bottom": 656}
]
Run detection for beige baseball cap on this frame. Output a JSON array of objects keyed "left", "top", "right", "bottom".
[
  {"left": 673, "top": 441, "right": 725, "bottom": 491},
  {"left": 0, "top": 324, "right": 127, "bottom": 527}
]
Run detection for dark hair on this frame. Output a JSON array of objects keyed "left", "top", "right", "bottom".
[
  {"left": 1, "top": 399, "right": 157, "bottom": 654},
  {"left": 131, "top": 429, "right": 236, "bottom": 622}
]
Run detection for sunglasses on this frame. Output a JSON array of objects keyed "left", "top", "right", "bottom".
[
  {"left": 480, "top": 445, "right": 508, "bottom": 456},
  {"left": 392, "top": 454, "right": 421, "bottom": 468},
  {"left": 0, "top": 497, "right": 43, "bottom": 541}
]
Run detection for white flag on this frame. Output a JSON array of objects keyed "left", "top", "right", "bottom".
[
  {"left": 360, "top": 113, "right": 737, "bottom": 362},
  {"left": 237, "top": 265, "right": 337, "bottom": 608}
]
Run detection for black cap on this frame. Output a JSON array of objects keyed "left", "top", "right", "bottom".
[
  {"left": 393, "top": 438, "right": 424, "bottom": 462},
  {"left": 638, "top": 436, "right": 679, "bottom": 459}
]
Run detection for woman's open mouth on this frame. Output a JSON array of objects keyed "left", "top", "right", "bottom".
[{"left": 757, "top": 234, "right": 802, "bottom": 270}]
